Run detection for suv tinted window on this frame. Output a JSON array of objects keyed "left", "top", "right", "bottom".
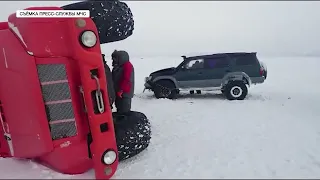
[
  {"left": 185, "top": 59, "right": 204, "bottom": 69},
  {"left": 204, "top": 57, "right": 230, "bottom": 69},
  {"left": 234, "top": 54, "right": 257, "bottom": 66}
]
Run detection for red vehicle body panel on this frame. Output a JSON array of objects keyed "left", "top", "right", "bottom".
[
  {"left": 0, "top": 28, "right": 53, "bottom": 157},
  {"left": 0, "top": 6, "right": 118, "bottom": 179},
  {"left": 0, "top": 22, "right": 8, "bottom": 30}
]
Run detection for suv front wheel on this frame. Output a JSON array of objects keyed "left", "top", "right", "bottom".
[
  {"left": 153, "top": 80, "right": 178, "bottom": 99},
  {"left": 223, "top": 81, "right": 248, "bottom": 100}
]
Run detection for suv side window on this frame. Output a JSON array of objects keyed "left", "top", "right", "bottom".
[
  {"left": 204, "top": 57, "right": 230, "bottom": 69},
  {"left": 234, "top": 55, "right": 257, "bottom": 66},
  {"left": 185, "top": 59, "right": 204, "bottom": 70}
]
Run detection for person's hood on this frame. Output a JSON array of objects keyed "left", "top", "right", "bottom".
[{"left": 112, "top": 50, "right": 130, "bottom": 65}]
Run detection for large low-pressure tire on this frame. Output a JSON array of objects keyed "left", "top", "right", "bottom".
[
  {"left": 153, "top": 80, "right": 178, "bottom": 99},
  {"left": 62, "top": 0, "right": 134, "bottom": 44},
  {"left": 223, "top": 80, "right": 248, "bottom": 100},
  {"left": 113, "top": 111, "right": 151, "bottom": 161}
]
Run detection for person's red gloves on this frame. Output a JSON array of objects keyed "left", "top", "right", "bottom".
[{"left": 117, "top": 91, "right": 123, "bottom": 98}]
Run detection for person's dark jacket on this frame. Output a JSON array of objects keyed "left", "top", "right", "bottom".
[
  {"left": 102, "top": 54, "right": 116, "bottom": 106},
  {"left": 111, "top": 50, "right": 134, "bottom": 98}
]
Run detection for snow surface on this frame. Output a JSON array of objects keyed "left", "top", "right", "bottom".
[{"left": 1, "top": 55, "right": 320, "bottom": 179}]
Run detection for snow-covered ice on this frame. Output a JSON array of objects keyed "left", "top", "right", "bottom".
[{"left": 0, "top": 55, "right": 320, "bottom": 179}]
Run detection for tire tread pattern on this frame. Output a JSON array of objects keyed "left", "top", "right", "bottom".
[
  {"left": 62, "top": 0, "right": 134, "bottom": 44},
  {"left": 113, "top": 111, "right": 151, "bottom": 161}
]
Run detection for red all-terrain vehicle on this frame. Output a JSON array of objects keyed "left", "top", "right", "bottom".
[{"left": 0, "top": 1, "right": 151, "bottom": 179}]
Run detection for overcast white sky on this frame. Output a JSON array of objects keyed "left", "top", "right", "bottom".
[{"left": 0, "top": 1, "right": 320, "bottom": 57}]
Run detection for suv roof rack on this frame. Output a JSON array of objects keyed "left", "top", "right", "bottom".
[{"left": 183, "top": 52, "right": 257, "bottom": 60}]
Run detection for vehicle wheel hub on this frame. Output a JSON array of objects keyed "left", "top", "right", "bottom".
[
  {"left": 159, "top": 87, "right": 170, "bottom": 97},
  {"left": 230, "top": 86, "right": 242, "bottom": 98}
]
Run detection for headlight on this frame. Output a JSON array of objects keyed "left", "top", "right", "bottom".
[
  {"left": 101, "top": 150, "right": 117, "bottom": 165},
  {"left": 80, "top": 31, "right": 97, "bottom": 48}
]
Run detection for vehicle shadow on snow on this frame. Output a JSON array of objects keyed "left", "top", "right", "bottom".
[
  {"left": 135, "top": 93, "right": 224, "bottom": 100},
  {"left": 135, "top": 92, "right": 268, "bottom": 101},
  {"left": 178, "top": 93, "right": 269, "bottom": 101},
  {"left": 177, "top": 93, "right": 226, "bottom": 100}
]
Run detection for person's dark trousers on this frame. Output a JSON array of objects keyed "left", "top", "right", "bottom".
[{"left": 115, "top": 97, "right": 132, "bottom": 113}]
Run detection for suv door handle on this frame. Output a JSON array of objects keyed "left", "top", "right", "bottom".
[
  {"left": 225, "top": 70, "right": 231, "bottom": 73},
  {"left": 198, "top": 72, "right": 203, "bottom": 75}
]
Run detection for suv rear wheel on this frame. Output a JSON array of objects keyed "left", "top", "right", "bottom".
[
  {"left": 223, "top": 80, "right": 248, "bottom": 100},
  {"left": 153, "top": 80, "right": 178, "bottom": 99}
]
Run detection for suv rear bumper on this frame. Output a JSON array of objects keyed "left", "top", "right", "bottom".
[{"left": 251, "top": 76, "right": 266, "bottom": 84}]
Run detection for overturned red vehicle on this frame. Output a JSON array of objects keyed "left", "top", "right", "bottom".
[{"left": 0, "top": 1, "right": 149, "bottom": 179}]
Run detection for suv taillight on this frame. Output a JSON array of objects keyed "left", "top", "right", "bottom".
[{"left": 259, "top": 67, "right": 264, "bottom": 76}]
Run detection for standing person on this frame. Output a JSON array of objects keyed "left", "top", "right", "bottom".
[
  {"left": 102, "top": 54, "right": 116, "bottom": 109},
  {"left": 111, "top": 50, "right": 134, "bottom": 113}
]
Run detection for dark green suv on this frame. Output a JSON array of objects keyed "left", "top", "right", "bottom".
[{"left": 144, "top": 52, "right": 267, "bottom": 100}]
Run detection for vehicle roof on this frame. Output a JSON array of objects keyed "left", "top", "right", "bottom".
[{"left": 182, "top": 52, "right": 257, "bottom": 60}]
